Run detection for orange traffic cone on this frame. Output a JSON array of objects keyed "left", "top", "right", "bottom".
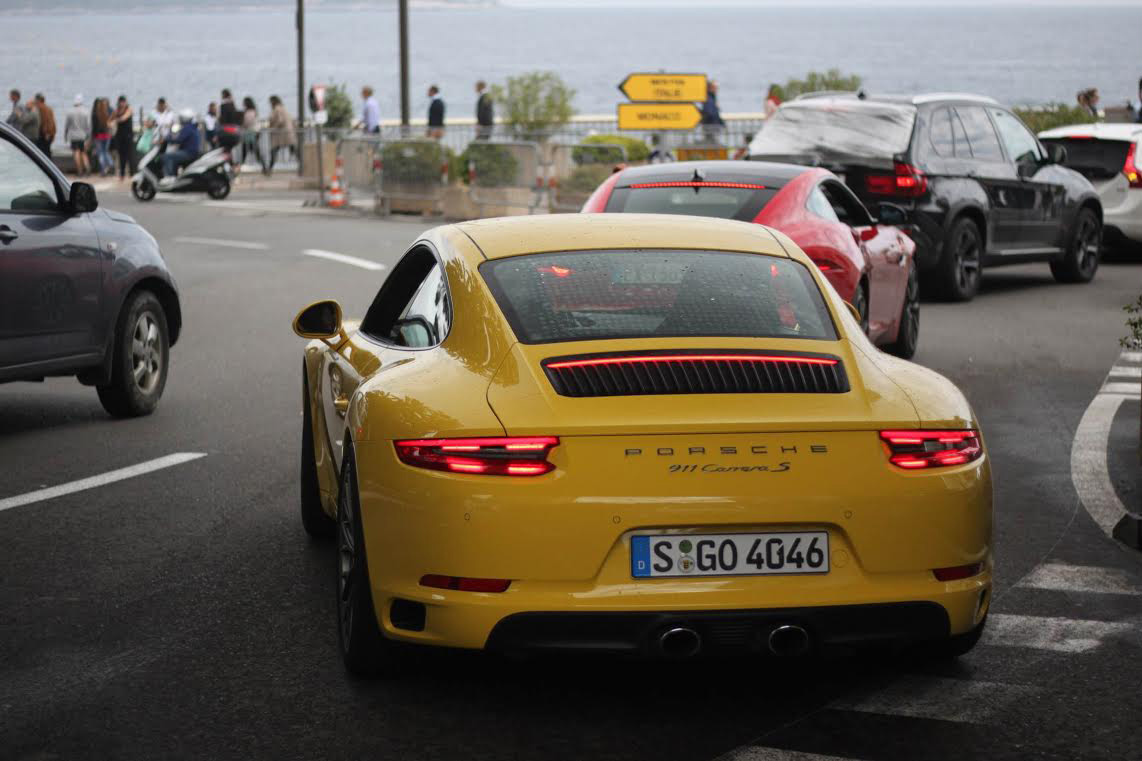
[{"left": 327, "top": 157, "right": 347, "bottom": 208}]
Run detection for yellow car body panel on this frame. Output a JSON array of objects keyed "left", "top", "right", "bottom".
[{"left": 299, "top": 214, "right": 993, "bottom": 656}]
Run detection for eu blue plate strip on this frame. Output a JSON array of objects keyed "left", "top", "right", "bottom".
[{"left": 631, "top": 535, "right": 651, "bottom": 577}]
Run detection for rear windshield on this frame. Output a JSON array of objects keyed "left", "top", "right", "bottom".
[
  {"left": 1041, "top": 137, "right": 1131, "bottom": 180},
  {"left": 750, "top": 102, "right": 917, "bottom": 160},
  {"left": 481, "top": 249, "right": 836, "bottom": 345},
  {"left": 603, "top": 185, "right": 779, "bottom": 221}
]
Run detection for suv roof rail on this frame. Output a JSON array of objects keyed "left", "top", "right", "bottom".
[
  {"left": 910, "top": 92, "right": 999, "bottom": 105},
  {"left": 792, "top": 90, "right": 861, "bottom": 101}
]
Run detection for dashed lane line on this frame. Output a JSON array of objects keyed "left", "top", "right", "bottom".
[
  {"left": 1017, "top": 562, "right": 1141, "bottom": 595},
  {"left": 301, "top": 248, "right": 386, "bottom": 271},
  {"left": 0, "top": 453, "right": 207, "bottom": 513},
  {"left": 1108, "top": 365, "right": 1142, "bottom": 379},
  {"left": 172, "top": 236, "right": 269, "bottom": 250}
]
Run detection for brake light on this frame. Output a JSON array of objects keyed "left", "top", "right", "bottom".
[
  {"left": 879, "top": 430, "right": 982, "bottom": 470},
  {"left": 814, "top": 261, "right": 833, "bottom": 271},
  {"left": 627, "top": 181, "right": 769, "bottom": 189},
  {"left": 1124, "top": 142, "right": 1142, "bottom": 188},
  {"left": 933, "top": 563, "right": 982, "bottom": 582},
  {"left": 865, "top": 162, "right": 928, "bottom": 198},
  {"left": 420, "top": 574, "right": 511, "bottom": 593},
  {"left": 545, "top": 354, "right": 838, "bottom": 370},
  {"left": 395, "top": 436, "right": 559, "bottom": 476}
]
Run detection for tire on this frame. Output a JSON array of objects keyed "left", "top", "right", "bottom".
[
  {"left": 96, "top": 290, "right": 169, "bottom": 418},
  {"left": 1050, "top": 207, "right": 1101, "bottom": 283},
  {"left": 207, "top": 175, "right": 231, "bottom": 200},
  {"left": 927, "top": 615, "right": 987, "bottom": 660},
  {"left": 851, "top": 279, "right": 870, "bottom": 336},
  {"left": 300, "top": 371, "right": 334, "bottom": 539},
  {"left": 885, "top": 262, "right": 920, "bottom": 359},
  {"left": 934, "top": 217, "right": 983, "bottom": 301},
  {"left": 131, "top": 178, "right": 156, "bottom": 202},
  {"left": 336, "top": 445, "right": 403, "bottom": 677}
]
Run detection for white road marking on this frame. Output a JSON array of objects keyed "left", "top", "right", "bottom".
[
  {"left": 1119, "top": 351, "right": 1142, "bottom": 363},
  {"left": 1072, "top": 350, "right": 1140, "bottom": 538},
  {"left": 0, "top": 453, "right": 207, "bottom": 513},
  {"left": 302, "top": 248, "right": 385, "bottom": 271},
  {"left": 1018, "top": 562, "right": 1141, "bottom": 595},
  {"left": 172, "top": 236, "right": 269, "bottom": 250},
  {"left": 830, "top": 675, "right": 1036, "bottom": 724},
  {"left": 985, "top": 613, "right": 1133, "bottom": 653},
  {"left": 722, "top": 751, "right": 855, "bottom": 761},
  {"left": 1108, "top": 365, "right": 1142, "bottom": 378}
]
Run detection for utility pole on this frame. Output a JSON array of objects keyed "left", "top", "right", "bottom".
[
  {"left": 296, "top": 0, "right": 305, "bottom": 174},
  {"left": 399, "top": 0, "right": 410, "bottom": 132}
]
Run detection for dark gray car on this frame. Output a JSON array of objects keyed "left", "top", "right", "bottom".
[{"left": 0, "top": 121, "right": 181, "bottom": 417}]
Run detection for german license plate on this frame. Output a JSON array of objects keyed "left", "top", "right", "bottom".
[{"left": 631, "top": 531, "right": 829, "bottom": 578}]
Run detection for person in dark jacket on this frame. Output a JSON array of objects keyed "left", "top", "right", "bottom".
[
  {"left": 475, "top": 80, "right": 493, "bottom": 139},
  {"left": 700, "top": 79, "right": 725, "bottom": 142},
  {"left": 217, "top": 89, "right": 242, "bottom": 154},
  {"left": 161, "top": 109, "right": 201, "bottom": 180},
  {"left": 108, "top": 95, "right": 136, "bottom": 179},
  {"left": 34, "top": 93, "right": 56, "bottom": 156},
  {"left": 426, "top": 85, "right": 444, "bottom": 139}
]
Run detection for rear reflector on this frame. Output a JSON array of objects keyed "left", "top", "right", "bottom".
[
  {"left": 933, "top": 563, "right": 983, "bottom": 582},
  {"left": 395, "top": 437, "right": 559, "bottom": 476},
  {"left": 420, "top": 574, "right": 511, "bottom": 593},
  {"left": 879, "top": 430, "right": 982, "bottom": 470},
  {"left": 627, "top": 181, "right": 768, "bottom": 189}
]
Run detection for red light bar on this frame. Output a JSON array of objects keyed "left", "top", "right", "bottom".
[
  {"left": 420, "top": 574, "right": 511, "bottom": 593},
  {"left": 627, "top": 181, "right": 769, "bottom": 189},
  {"left": 879, "top": 430, "right": 982, "bottom": 470},
  {"left": 395, "top": 437, "right": 559, "bottom": 476},
  {"left": 546, "top": 354, "right": 838, "bottom": 370},
  {"left": 933, "top": 563, "right": 983, "bottom": 582}
]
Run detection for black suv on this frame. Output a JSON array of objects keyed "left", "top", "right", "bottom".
[
  {"left": 748, "top": 93, "right": 1103, "bottom": 301},
  {"left": 0, "top": 121, "right": 181, "bottom": 416}
]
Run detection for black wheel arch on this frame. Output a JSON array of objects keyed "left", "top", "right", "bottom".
[{"left": 80, "top": 277, "right": 181, "bottom": 387}]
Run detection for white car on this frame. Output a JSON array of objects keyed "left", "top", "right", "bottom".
[{"left": 1039, "top": 122, "right": 1142, "bottom": 245}]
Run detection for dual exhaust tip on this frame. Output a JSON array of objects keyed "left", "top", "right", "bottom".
[{"left": 657, "top": 623, "right": 810, "bottom": 658}]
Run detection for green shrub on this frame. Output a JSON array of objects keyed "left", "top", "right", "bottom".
[
  {"left": 781, "top": 69, "right": 862, "bottom": 100},
  {"left": 381, "top": 141, "right": 453, "bottom": 185},
  {"left": 1123, "top": 293, "right": 1142, "bottom": 350},
  {"left": 457, "top": 142, "right": 520, "bottom": 187},
  {"left": 1012, "top": 103, "right": 1097, "bottom": 134},
  {"left": 561, "top": 164, "right": 614, "bottom": 194},
  {"left": 491, "top": 72, "right": 576, "bottom": 140},
  {"left": 324, "top": 84, "right": 354, "bottom": 129},
  {"left": 572, "top": 134, "right": 649, "bottom": 165}
]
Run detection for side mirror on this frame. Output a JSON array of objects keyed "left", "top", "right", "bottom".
[
  {"left": 1044, "top": 142, "right": 1067, "bottom": 165},
  {"left": 873, "top": 202, "right": 908, "bottom": 227},
  {"left": 843, "top": 301, "right": 861, "bottom": 323},
  {"left": 293, "top": 299, "right": 343, "bottom": 340},
  {"left": 69, "top": 181, "right": 98, "bottom": 214}
]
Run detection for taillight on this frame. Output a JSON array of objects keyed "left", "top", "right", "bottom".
[
  {"left": 420, "top": 574, "right": 511, "bottom": 593},
  {"left": 1124, "top": 143, "right": 1142, "bottom": 189},
  {"left": 865, "top": 162, "right": 928, "bottom": 198},
  {"left": 394, "top": 436, "right": 559, "bottom": 476},
  {"left": 879, "top": 430, "right": 982, "bottom": 469},
  {"left": 933, "top": 563, "right": 982, "bottom": 582}
]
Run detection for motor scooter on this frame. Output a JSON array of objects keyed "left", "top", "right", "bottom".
[{"left": 131, "top": 141, "right": 233, "bottom": 202}]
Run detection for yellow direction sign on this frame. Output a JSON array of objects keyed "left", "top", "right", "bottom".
[
  {"left": 618, "top": 73, "right": 707, "bottom": 103},
  {"left": 617, "top": 102, "right": 703, "bottom": 131}
]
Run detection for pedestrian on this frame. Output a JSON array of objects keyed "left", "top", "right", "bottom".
[
  {"left": 1076, "top": 88, "right": 1100, "bottom": 119},
  {"left": 91, "top": 97, "right": 113, "bottom": 176},
  {"left": 647, "top": 133, "right": 674, "bottom": 164},
  {"left": 7, "top": 89, "right": 26, "bottom": 128},
  {"left": 152, "top": 97, "right": 175, "bottom": 142},
  {"left": 217, "top": 89, "right": 242, "bottom": 156},
  {"left": 267, "top": 94, "right": 296, "bottom": 174},
  {"left": 701, "top": 79, "right": 725, "bottom": 142},
  {"left": 475, "top": 80, "right": 493, "bottom": 139},
  {"left": 19, "top": 97, "right": 41, "bottom": 144},
  {"left": 241, "top": 95, "right": 266, "bottom": 172},
  {"left": 108, "top": 95, "right": 136, "bottom": 180},
  {"left": 361, "top": 86, "right": 380, "bottom": 133},
  {"left": 426, "top": 84, "right": 445, "bottom": 140},
  {"left": 64, "top": 94, "right": 91, "bottom": 176},
  {"left": 764, "top": 84, "right": 782, "bottom": 119},
  {"left": 204, "top": 101, "right": 219, "bottom": 147},
  {"left": 136, "top": 116, "right": 157, "bottom": 155},
  {"left": 34, "top": 93, "right": 56, "bottom": 156}
]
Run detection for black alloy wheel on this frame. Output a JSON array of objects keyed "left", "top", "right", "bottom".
[
  {"left": 96, "top": 290, "right": 169, "bottom": 417},
  {"left": 1050, "top": 208, "right": 1101, "bottom": 283},
  {"left": 886, "top": 263, "right": 920, "bottom": 359},
  {"left": 937, "top": 217, "right": 983, "bottom": 302}
]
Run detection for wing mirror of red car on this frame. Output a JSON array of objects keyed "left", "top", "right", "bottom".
[
  {"left": 293, "top": 299, "right": 344, "bottom": 342},
  {"left": 872, "top": 201, "right": 908, "bottom": 227}
]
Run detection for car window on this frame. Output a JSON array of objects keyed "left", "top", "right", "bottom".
[
  {"left": 954, "top": 106, "right": 1004, "bottom": 161},
  {"left": 749, "top": 101, "right": 917, "bottom": 161},
  {"left": 950, "top": 110, "right": 971, "bottom": 157},
  {"left": 604, "top": 184, "right": 778, "bottom": 222},
  {"left": 929, "top": 108, "right": 955, "bottom": 157},
  {"left": 0, "top": 135, "right": 60, "bottom": 212},
  {"left": 481, "top": 249, "right": 837, "bottom": 344},
  {"left": 806, "top": 186, "right": 840, "bottom": 223},
  {"left": 360, "top": 247, "right": 451, "bottom": 348},
  {"left": 990, "top": 108, "right": 1043, "bottom": 165},
  {"left": 820, "top": 181, "right": 872, "bottom": 226}
]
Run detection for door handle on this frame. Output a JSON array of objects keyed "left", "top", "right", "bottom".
[{"left": 0, "top": 226, "right": 17, "bottom": 243}]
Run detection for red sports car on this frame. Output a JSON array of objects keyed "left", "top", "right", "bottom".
[{"left": 582, "top": 160, "right": 919, "bottom": 357}]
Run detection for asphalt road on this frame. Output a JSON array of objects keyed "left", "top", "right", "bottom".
[{"left": 2, "top": 188, "right": 1141, "bottom": 761}]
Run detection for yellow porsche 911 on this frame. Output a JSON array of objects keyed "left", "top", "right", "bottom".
[{"left": 293, "top": 214, "right": 991, "bottom": 676}]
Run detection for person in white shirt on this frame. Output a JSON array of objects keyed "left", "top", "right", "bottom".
[{"left": 152, "top": 97, "right": 176, "bottom": 141}]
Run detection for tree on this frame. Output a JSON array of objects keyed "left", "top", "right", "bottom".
[
  {"left": 779, "top": 69, "right": 862, "bottom": 101},
  {"left": 490, "top": 72, "right": 576, "bottom": 140},
  {"left": 324, "top": 85, "right": 354, "bottom": 129}
]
